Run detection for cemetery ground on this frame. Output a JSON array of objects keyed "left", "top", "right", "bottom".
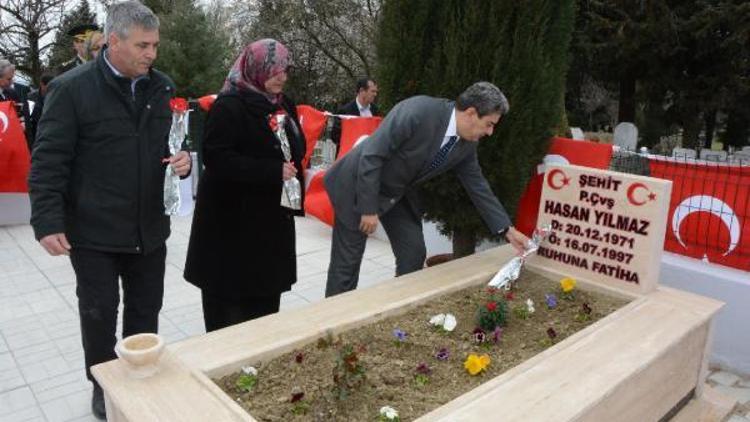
[{"left": 1, "top": 215, "right": 749, "bottom": 421}]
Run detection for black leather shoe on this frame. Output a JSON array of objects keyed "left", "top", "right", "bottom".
[{"left": 91, "top": 384, "right": 107, "bottom": 420}]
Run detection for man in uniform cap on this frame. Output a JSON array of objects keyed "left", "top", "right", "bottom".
[{"left": 58, "top": 23, "right": 100, "bottom": 74}]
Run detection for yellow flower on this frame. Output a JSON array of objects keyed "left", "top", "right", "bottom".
[
  {"left": 464, "top": 354, "right": 491, "bottom": 375},
  {"left": 560, "top": 277, "right": 577, "bottom": 293}
]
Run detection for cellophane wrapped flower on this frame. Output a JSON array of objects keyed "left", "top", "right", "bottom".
[{"left": 163, "top": 97, "right": 188, "bottom": 215}]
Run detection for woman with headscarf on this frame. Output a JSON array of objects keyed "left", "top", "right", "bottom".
[{"left": 184, "top": 39, "right": 306, "bottom": 332}]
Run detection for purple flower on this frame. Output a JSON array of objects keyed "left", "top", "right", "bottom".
[
  {"left": 582, "top": 303, "right": 592, "bottom": 315},
  {"left": 545, "top": 293, "right": 558, "bottom": 309},
  {"left": 546, "top": 327, "right": 557, "bottom": 339},
  {"left": 435, "top": 347, "right": 450, "bottom": 361},
  {"left": 472, "top": 327, "right": 486, "bottom": 344},
  {"left": 492, "top": 326, "right": 503, "bottom": 344},
  {"left": 290, "top": 391, "right": 305, "bottom": 403},
  {"left": 393, "top": 329, "right": 408, "bottom": 342},
  {"left": 416, "top": 362, "right": 431, "bottom": 375}
]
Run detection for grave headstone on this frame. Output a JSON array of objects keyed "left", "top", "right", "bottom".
[
  {"left": 531, "top": 164, "right": 672, "bottom": 294},
  {"left": 614, "top": 122, "right": 638, "bottom": 150}
]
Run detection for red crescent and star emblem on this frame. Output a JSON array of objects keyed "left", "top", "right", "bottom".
[
  {"left": 626, "top": 182, "right": 655, "bottom": 206},
  {"left": 547, "top": 168, "right": 570, "bottom": 190}
]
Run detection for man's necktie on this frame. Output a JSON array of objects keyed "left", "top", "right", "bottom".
[{"left": 428, "top": 136, "right": 458, "bottom": 171}]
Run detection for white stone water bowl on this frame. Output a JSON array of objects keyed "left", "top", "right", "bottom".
[{"left": 115, "top": 333, "right": 165, "bottom": 378}]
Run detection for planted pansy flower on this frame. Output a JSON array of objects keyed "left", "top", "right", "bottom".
[
  {"left": 294, "top": 352, "right": 304, "bottom": 364},
  {"left": 486, "top": 286, "right": 500, "bottom": 296},
  {"left": 241, "top": 365, "right": 258, "bottom": 376},
  {"left": 560, "top": 277, "right": 577, "bottom": 295},
  {"left": 526, "top": 298, "right": 535, "bottom": 314},
  {"left": 582, "top": 303, "right": 592, "bottom": 315},
  {"left": 492, "top": 326, "right": 503, "bottom": 344},
  {"left": 547, "top": 327, "right": 557, "bottom": 340},
  {"left": 414, "top": 362, "right": 431, "bottom": 387},
  {"left": 416, "top": 362, "right": 431, "bottom": 375},
  {"left": 393, "top": 329, "right": 408, "bottom": 344},
  {"left": 472, "top": 327, "right": 487, "bottom": 344},
  {"left": 290, "top": 391, "right": 305, "bottom": 403},
  {"left": 237, "top": 366, "right": 258, "bottom": 392},
  {"left": 428, "top": 313, "right": 457, "bottom": 332},
  {"left": 464, "top": 353, "right": 491, "bottom": 375},
  {"left": 505, "top": 291, "right": 515, "bottom": 301},
  {"left": 545, "top": 293, "right": 558, "bottom": 309},
  {"left": 435, "top": 347, "right": 450, "bottom": 361},
  {"left": 379, "top": 405, "right": 400, "bottom": 421}
]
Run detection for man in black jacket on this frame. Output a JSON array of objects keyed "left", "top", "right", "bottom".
[{"left": 28, "top": 1, "right": 190, "bottom": 419}]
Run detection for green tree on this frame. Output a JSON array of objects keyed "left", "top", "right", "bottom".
[
  {"left": 154, "top": 0, "right": 233, "bottom": 98},
  {"left": 377, "top": 0, "right": 575, "bottom": 256},
  {"left": 47, "top": 0, "right": 97, "bottom": 72}
]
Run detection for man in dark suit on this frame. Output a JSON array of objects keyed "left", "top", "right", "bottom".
[
  {"left": 0, "top": 58, "right": 31, "bottom": 148},
  {"left": 324, "top": 81, "right": 530, "bottom": 297},
  {"left": 337, "top": 78, "right": 379, "bottom": 117}
]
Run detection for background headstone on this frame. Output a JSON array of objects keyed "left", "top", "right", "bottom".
[{"left": 614, "top": 122, "right": 638, "bottom": 150}]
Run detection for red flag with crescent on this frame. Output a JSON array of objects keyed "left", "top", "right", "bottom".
[
  {"left": 296, "top": 105, "right": 327, "bottom": 168},
  {"left": 515, "top": 137, "right": 613, "bottom": 236},
  {"left": 339, "top": 116, "right": 382, "bottom": 157},
  {"left": 0, "top": 101, "right": 30, "bottom": 192},
  {"left": 649, "top": 158, "right": 750, "bottom": 271}
]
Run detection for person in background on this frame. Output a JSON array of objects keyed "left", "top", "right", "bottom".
[
  {"left": 338, "top": 77, "right": 379, "bottom": 117},
  {"left": 28, "top": 2, "right": 190, "bottom": 419},
  {"left": 26, "top": 72, "right": 55, "bottom": 150},
  {"left": 58, "top": 23, "right": 100, "bottom": 74},
  {"left": 184, "top": 39, "right": 306, "bottom": 332},
  {"left": 0, "top": 58, "right": 31, "bottom": 147},
  {"left": 84, "top": 31, "right": 105, "bottom": 61}
]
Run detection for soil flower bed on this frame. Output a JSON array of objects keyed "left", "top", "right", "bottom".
[{"left": 215, "top": 271, "right": 629, "bottom": 421}]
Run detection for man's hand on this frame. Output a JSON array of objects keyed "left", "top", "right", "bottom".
[
  {"left": 282, "top": 161, "right": 297, "bottom": 181},
  {"left": 40, "top": 233, "right": 71, "bottom": 256},
  {"left": 505, "top": 226, "right": 529, "bottom": 254},
  {"left": 359, "top": 214, "right": 379, "bottom": 235},
  {"left": 164, "top": 151, "right": 191, "bottom": 176}
]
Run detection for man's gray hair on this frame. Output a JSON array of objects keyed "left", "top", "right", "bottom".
[
  {"left": 0, "top": 59, "right": 15, "bottom": 77},
  {"left": 104, "top": 1, "right": 159, "bottom": 40},
  {"left": 456, "top": 81, "right": 510, "bottom": 117}
]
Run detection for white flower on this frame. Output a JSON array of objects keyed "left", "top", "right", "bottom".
[
  {"left": 429, "top": 313, "right": 446, "bottom": 326},
  {"left": 241, "top": 365, "right": 257, "bottom": 376},
  {"left": 526, "top": 299, "right": 535, "bottom": 314},
  {"left": 429, "top": 313, "right": 457, "bottom": 332},
  {"left": 380, "top": 405, "right": 399, "bottom": 420},
  {"left": 443, "top": 313, "right": 457, "bottom": 331}
]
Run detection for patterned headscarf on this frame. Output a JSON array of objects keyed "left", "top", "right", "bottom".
[{"left": 220, "top": 39, "right": 290, "bottom": 104}]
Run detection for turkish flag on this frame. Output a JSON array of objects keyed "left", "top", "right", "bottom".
[
  {"left": 0, "top": 101, "right": 30, "bottom": 192},
  {"left": 339, "top": 116, "right": 382, "bottom": 157},
  {"left": 649, "top": 158, "right": 750, "bottom": 271},
  {"left": 515, "top": 137, "right": 613, "bottom": 236},
  {"left": 296, "top": 105, "right": 328, "bottom": 168},
  {"left": 304, "top": 170, "right": 335, "bottom": 226},
  {"left": 303, "top": 116, "right": 383, "bottom": 226}
]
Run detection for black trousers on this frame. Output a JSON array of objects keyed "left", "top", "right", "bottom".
[
  {"left": 201, "top": 292, "right": 281, "bottom": 332},
  {"left": 69, "top": 245, "right": 166, "bottom": 384}
]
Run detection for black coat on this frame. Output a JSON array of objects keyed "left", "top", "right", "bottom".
[
  {"left": 28, "top": 51, "right": 176, "bottom": 254},
  {"left": 184, "top": 91, "right": 306, "bottom": 298},
  {"left": 337, "top": 99, "right": 379, "bottom": 117}
]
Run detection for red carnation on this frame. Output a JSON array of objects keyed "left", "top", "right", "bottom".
[
  {"left": 169, "top": 97, "right": 188, "bottom": 113},
  {"left": 486, "top": 301, "right": 497, "bottom": 312}
]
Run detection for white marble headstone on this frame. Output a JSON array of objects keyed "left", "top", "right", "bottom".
[{"left": 614, "top": 122, "right": 638, "bottom": 150}]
